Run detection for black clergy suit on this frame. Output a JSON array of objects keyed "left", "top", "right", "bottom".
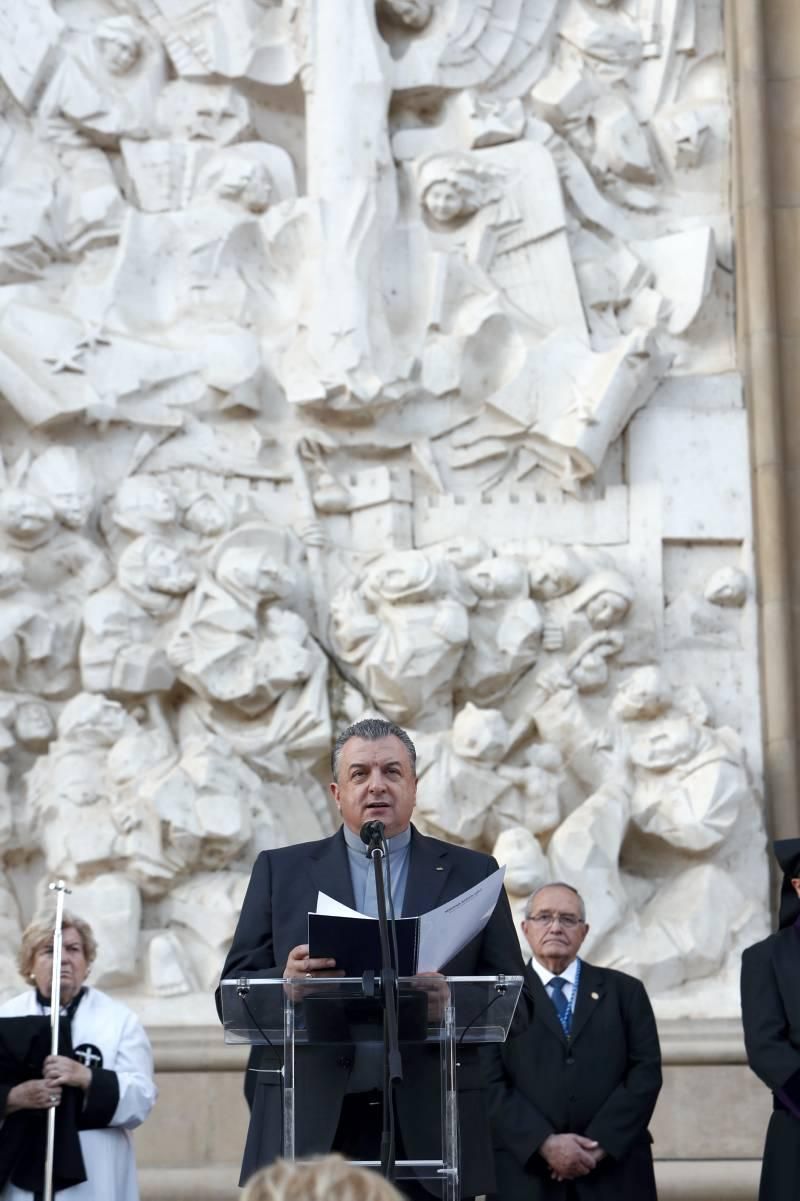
[
  {"left": 217, "top": 824, "right": 529, "bottom": 1195},
  {"left": 483, "top": 960, "right": 661, "bottom": 1201},
  {"left": 741, "top": 926, "right": 800, "bottom": 1200}
]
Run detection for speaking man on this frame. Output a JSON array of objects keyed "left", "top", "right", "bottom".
[
  {"left": 741, "top": 838, "right": 800, "bottom": 1201},
  {"left": 217, "top": 717, "right": 529, "bottom": 1198},
  {"left": 483, "top": 882, "right": 662, "bottom": 1200}
]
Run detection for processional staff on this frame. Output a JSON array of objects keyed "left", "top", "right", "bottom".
[{"left": 44, "top": 879, "right": 71, "bottom": 1201}]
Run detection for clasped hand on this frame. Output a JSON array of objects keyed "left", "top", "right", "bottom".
[
  {"left": 4, "top": 1055, "right": 91, "bottom": 1115},
  {"left": 540, "top": 1133, "right": 606, "bottom": 1181}
]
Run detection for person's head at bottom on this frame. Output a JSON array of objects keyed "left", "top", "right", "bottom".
[{"left": 242, "top": 1154, "right": 405, "bottom": 1201}]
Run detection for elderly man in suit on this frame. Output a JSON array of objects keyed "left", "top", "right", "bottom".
[
  {"left": 218, "top": 717, "right": 529, "bottom": 1199},
  {"left": 483, "top": 882, "right": 661, "bottom": 1200}
]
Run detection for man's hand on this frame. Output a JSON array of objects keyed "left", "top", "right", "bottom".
[
  {"left": 5, "top": 1078, "right": 62, "bottom": 1113},
  {"left": 282, "top": 943, "right": 343, "bottom": 1000},
  {"left": 44, "top": 1054, "right": 92, "bottom": 1092},
  {"left": 410, "top": 972, "right": 450, "bottom": 1021},
  {"left": 539, "top": 1133, "right": 599, "bottom": 1180}
]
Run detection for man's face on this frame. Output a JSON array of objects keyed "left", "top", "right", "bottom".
[
  {"left": 330, "top": 735, "right": 416, "bottom": 838},
  {"left": 522, "top": 885, "right": 588, "bottom": 971}
]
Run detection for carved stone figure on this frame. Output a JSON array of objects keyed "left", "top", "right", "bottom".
[
  {"left": 455, "top": 556, "right": 542, "bottom": 705},
  {"left": 0, "top": 0, "right": 767, "bottom": 1017},
  {"left": 38, "top": 16, "right": 167, "bottom": 146},
  {"left": 167, "top": 523, "right": 313, "bottom": 714},
  {"left": 80, "top": 537, "right": 195, "bottom": 696},
  {"left": 629, "top": 716, "right": 749, "bottom": 853},
  {"left": 330, "top": 549, "right": 470, "bottom": 727},
  {"left": 417, "top": 143, "right": 588, "bottom": 341}
]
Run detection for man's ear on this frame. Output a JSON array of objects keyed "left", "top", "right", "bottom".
[{"left": 329, "top": 780, "right": 340, "bottom": 806}]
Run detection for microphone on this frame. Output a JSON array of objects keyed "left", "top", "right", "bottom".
[{"left": 360, "top": 819, "right": 385, "bottom": 854}]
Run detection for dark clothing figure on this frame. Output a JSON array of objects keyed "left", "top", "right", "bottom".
[
  {"left": 484, "top": 960, "right": 662, "bottom": 1201},
  {"left": 217, "top": 824, "right": 529, "bottom": 1197},
  {"left": 741, "top": 837, "right": 800, "bottom": 1201}
]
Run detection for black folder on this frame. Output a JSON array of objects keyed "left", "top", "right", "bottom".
[{"left": 307, "top": 913, "right": 420, "bottom": 977}]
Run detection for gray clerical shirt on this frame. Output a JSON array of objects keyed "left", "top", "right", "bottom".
[
  {"left": 342, "top": 822, "right": 411, "bottom": 917},
  {"left": 341, "top": 823, "right": 412, "bottom": 1093}
]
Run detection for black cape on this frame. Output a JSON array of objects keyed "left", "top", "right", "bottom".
[{"left": 0, "top": 1015, "right": 87, "bottom": 1195}]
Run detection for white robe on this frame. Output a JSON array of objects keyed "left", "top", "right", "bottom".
[{"left": 0, "top": 987, "right": 157, "bottom": 1201}]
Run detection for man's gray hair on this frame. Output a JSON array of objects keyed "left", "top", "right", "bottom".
[
  {"left": 525, "top": 882, "right": 586, "bottom": 922},
  {"left": 331, "top": 719, "right": 417, "bottom": 781}
]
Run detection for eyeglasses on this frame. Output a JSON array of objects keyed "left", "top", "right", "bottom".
[{"left": 524, "top": 911, "right": 583, "bottom": 929}]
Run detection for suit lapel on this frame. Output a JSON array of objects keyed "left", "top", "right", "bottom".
[
  {"left": 401, "top": 827, "right": 452, "bottom": 917},
  {"left": 568, "top": 960, "right": 605, "bottom": 1044},
  {"left": 772, "top": 926, "right": 800, "bottom": 998},
  {"left": 306, "top": 828, "right": 357, "bottom": 911},
  {"left": 528, "top": 964, "right": 567, "bottom": 1044}
]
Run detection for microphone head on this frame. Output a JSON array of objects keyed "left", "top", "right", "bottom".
[{"left": 360, "top": 819, "right": 385, "bottom": 848}]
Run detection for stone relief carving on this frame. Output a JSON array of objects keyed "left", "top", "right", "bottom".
[{"left": 0, "top": 0, "right": 766, "bottom": 1016}]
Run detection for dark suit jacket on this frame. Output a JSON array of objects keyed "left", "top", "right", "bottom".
[
  {"left": 483, "top": 960, "right": 661, "bottom": 1201},
  {"left": 741, "top": 927, "right": 800, "bottom": 1201},
  {"left": 217, "top": 824, "right": 529, "bottom": 1195}
]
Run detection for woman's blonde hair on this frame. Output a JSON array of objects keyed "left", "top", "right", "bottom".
[
  {"left": 242, "top": 1156, "right": 404, "bottom": 1201},
  {"left": 18, "top": 910, "right": 98, "bottom": 981}
]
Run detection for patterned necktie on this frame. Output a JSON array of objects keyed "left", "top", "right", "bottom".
[{"left": 550, "top": 976, "right": 570, "bottom": 1031}]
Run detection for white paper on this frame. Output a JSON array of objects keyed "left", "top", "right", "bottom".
[
  {"left": 315, "top": 891, "right": 374, "bottom": 918},
  {"left": 416, "top": 866, "right": 506, "bottom": 972}
]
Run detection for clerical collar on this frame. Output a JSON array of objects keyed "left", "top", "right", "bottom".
[
  {"left": 342, "top": 824, "right": 412, "bottom": 854},
  {"left": 35, "top": 986, "right": 87, "bottom": 1019}
]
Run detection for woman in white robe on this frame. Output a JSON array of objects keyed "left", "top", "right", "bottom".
[{"left": 0, "top": 911, "right": 156, "bottom": 1200}]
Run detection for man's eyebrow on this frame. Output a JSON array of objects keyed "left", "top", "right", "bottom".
[{"left": 348, "top": 758, "right": 404, "bottom": 771}]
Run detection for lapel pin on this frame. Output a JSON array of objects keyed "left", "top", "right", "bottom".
[
  {"left": 435, "top": 865, "right": 445, "bottom": 871},
  {"left": 591, "top": 991, "right": 599, "bottom": 1000}
]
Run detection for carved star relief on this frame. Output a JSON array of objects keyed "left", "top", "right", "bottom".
[{"left": 44, "top": 320, "right": 111, "bottom": 374}]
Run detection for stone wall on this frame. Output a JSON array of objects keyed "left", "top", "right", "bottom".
[{"left": 0, "top": 0, "right": 771, "bottom": 1021}]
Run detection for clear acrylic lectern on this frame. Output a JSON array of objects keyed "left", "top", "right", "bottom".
[{"left": 220, "top": 974, "right": 523, "bottom": 1201}]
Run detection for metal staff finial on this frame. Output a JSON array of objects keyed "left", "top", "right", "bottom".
[{"left": 43, "top": 879, "right": 72, "bottom": 1201}]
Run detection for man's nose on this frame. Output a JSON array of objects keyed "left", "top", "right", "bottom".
[{"left": 368, "top": 770, "right": 386, "bottom": 791}]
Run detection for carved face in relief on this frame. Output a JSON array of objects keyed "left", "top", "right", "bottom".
[
  {"left": 378, "top": 0, "right": 433, "bottom": 30},
  {"left": 215, "top": 160, "right": 273, "bottom": 214},
  {"left": 217, "top": 548, "right": 291, "bottom": 601},
  {"left": 58, "top": 693, "right": 129, "bottom": 747},
  {"left": 529, "top": 547, "right": 585, "bottom": 600},
  {"left": 584, "top": 589, "right": 630, "bottom": 628},
  {"left": 95, "top": 21, "right": 143, "bottom": 75},
  {"left": 613, "top": 666, "right": 671, "bottom": 721},
  {"left": 568, "top": 648, "right": 611, "bottom": 693},
  {"left": 183, "top": 494, "right": 227, "bottom": 537},
  {"left": 451, "top": 703, "right": 508, "bottom": 762},
  {"left": 630, "top": 717, "right": 700, "bottom": 772},
  {"left": 704, "top": 565, "right": 748, "bottom": 608},
  {"left": 14, "top": 702, "right": 55, "bottom": 747},
  {"left": 0, "top": 491, "right": 54, "bottom": 543},
  {"left": 422, "top": 179, "right": 471, "bottom": 223},
  {"left": 114, "top": 478, "right": 177, "bottom": 534},
  {"left": 143, "top": 541, "right": 197, "bottom": 597},
  {"left": 466, "top": 557, "right": 527, "bottom": 601}
]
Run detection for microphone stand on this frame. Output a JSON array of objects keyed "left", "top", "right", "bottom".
[
  {"left": 365, "top": 829, "right": 403, "bottom": 1181},
  {"left": 44, "top": 880, "right": 70, "bottom": 1201}
]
